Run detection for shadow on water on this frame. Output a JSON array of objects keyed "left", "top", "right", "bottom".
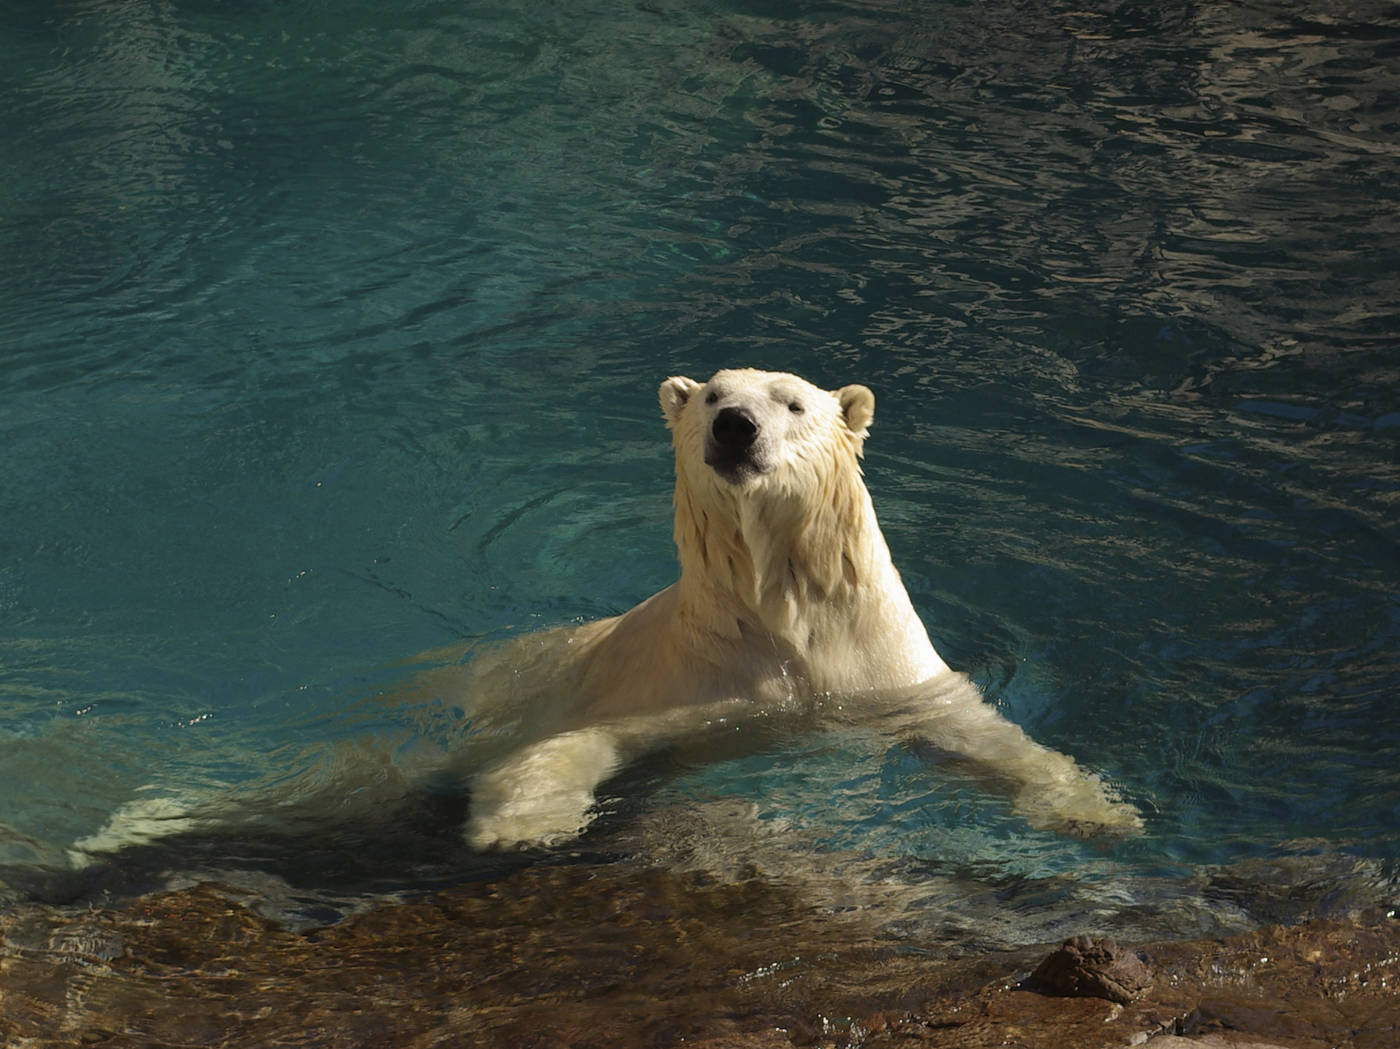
[{"left": 3, "top": 788, "right": 490, "bottom": 919}]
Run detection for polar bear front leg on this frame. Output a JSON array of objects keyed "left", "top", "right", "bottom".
[
  {"left": 968, "top": 717, "right": 1141, "bottom": 836},
  {"left": 904, "top": 691, "right": 1143, "bottom": 837},
  {"left": 465, "top": 727, "right": 623, "bottom": 850}
]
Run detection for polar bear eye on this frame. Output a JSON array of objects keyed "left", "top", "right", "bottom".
[
  {"left": 788, "top": 401, "right": 804, "bottom": 414},
  {"left": 705, "top": 392, "right": 719, "bottom": 405}
]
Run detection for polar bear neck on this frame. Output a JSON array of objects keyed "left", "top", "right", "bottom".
[{"left": 670, "top": 448, "right": 887, "bottom": 649}]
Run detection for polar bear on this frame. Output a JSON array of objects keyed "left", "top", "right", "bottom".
[
  {"left": 72, "top": 368, "right": 1139, "bottom": 866},
  {"left": 453, "top": 368, "right": 1140, "bottom": 848}
]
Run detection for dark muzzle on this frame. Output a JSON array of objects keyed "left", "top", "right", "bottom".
[{"left": 711, "top": 406, "right": 758, "bottom": 450}]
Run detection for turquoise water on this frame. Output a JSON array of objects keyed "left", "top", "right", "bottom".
[{"left": 2, "top": 0, "right": 1398, "bottom": 934}]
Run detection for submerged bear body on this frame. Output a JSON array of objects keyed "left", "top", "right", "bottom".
[{"left": 72, "top": 368, "right": 1140, "bottom": 864}]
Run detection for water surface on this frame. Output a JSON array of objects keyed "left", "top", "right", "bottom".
[{"left": 2, "top": 0, "right": 1398, "bottom": 952}]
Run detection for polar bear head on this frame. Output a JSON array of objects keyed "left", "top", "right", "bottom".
[
  {"left": 659, "top": 368, "right": 875, "bottom": 493},
  {"left": 658, "top": 369, "right": 882, "bottom": 611}
]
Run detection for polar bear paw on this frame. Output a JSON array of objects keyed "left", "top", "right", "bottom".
[
  {"left": 465, "top": 728, "right": 622, "bottom": 850},
  {"left": 1015, "top": 776, "right": 1144, "bottom": 839}
]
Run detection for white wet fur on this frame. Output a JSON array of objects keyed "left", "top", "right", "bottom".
[{"left": 73, "top": 368, "right": 1139, "bottom": 862}]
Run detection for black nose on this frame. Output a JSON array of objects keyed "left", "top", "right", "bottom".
[{"left": 712, "top": 406, "right": 758, "bottom": 449}]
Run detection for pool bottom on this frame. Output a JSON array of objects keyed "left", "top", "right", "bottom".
[{"left": 1, "top": 839, "right": 1396, "bottom": 1049}]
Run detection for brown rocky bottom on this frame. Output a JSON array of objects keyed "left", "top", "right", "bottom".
[{"left": 1, "top": 862, "right": 1395, "bottom": 1048}]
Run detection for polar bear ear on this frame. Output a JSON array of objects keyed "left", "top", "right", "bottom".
[
  {"left": 838, "top": 384, "right": 875, "bottom": 441},
  {"left": 660, "top": 376, "right": 701, "bottom": 428}
]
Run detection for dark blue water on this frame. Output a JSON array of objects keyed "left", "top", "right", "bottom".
[{"left": 2, "top": 0, "right": 1398, "bottom": 938}]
